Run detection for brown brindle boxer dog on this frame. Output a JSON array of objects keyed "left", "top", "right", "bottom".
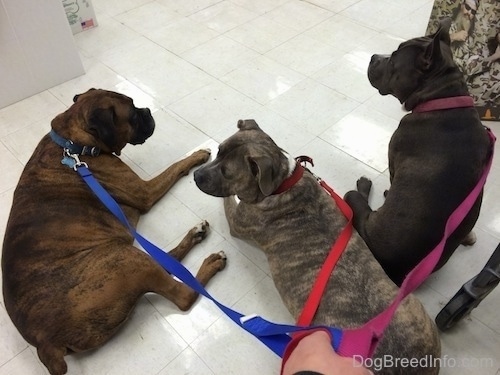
[{"left": 1, "top": 88, "right": 227, "bottom": 375}]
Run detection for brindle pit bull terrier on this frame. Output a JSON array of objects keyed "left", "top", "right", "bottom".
[
  {"left": 194, "top": 119, "right": 441, "bottom": 375},
  {"left": 344, "top": 20, "right": 492, "bottom": 285},
  {"left": 2, "top": 89, "right": 227, "bottom": 375}
]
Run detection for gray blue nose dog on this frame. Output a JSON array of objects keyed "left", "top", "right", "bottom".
[
  {"left": 344, "top": 19, "right": 492, "bottom": 286},
  {"left": 195, "top": 119, "right": 441, "bottom": 374}
]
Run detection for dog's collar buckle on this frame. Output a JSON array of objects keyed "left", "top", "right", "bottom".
[
  {"left": 62, "top": 149, "right": 88, "bottom": 171},
  {"left": 272, "top": 156, "right": 315, "bottom": 195},
  {"left": 50, "top": 130, "right": 100, "bottom": 157},
  {"left": 296, "top": 155, "right": 314, "bottom": 168}
]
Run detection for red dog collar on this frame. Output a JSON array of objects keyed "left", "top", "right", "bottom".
[{"left": 272, "top": 163, "right": 305, "bottom": 195}]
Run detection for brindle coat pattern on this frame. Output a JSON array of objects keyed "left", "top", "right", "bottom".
[
  {"left": 344, "top": 21, "right": 492, "bottom": 285},
  {"left": 194, "top": 119, "right": 441, "bottom": 375},
  {"left": 2, "top": 89, "right": 226, "bottom": 375}
]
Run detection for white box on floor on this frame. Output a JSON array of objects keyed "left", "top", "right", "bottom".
[
  {"left": 62, "top": 0, "right": 98, "bottom": 34},
  {"left": 0, "top": 0, "right": 85, "bottom": 109}
]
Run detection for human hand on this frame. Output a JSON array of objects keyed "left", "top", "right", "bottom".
[
  {"left": 492, "top": 45, "right": 500, "bottom": 61},
  {"left": 450, "top": 30, "right": 468, "bottom": 42},
  {"left": 486, "top": 45, "right": 500, "bottom": 63},
  {"left": 282, "top": 331, "right": 374, "bottom": 375}
]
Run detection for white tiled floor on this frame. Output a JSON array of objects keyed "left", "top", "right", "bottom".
[{"left": 1, "top": 0, "right": 499, "bottom": 374}]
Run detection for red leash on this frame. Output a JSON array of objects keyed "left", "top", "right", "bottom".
[
  {"left": 297, "top": 178, "right": 353, "bottom": 326},
  {"left": 274, "top": 156, "right": 353, "bottom": 328}
]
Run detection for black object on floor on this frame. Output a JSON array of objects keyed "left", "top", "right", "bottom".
[{"left": 436, "top": 242, "right": 500, "bottom": 331}]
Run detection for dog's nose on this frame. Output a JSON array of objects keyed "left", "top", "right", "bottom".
[
  {"left": 194, "top": 170, "right": 204, "bottom": 186},
  {"left": 370, "top": 54, "right": 390, "bottom": 67},
  {"left": 370, "top": 54, "right": 381, "bottom": 66}
]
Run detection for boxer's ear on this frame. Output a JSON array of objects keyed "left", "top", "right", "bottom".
[
  {"left": 249, "top": 155, "right": 278, "bottom": 196},
  {"left": 73, "top": 88, "right": 97, "bottom": 103},
  {"left": 87, "top": 108, "right": 116, "bottom": 150}
]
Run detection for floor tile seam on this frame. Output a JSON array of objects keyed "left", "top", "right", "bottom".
[
  {"left": 222, "top": 17, "right": 301, "bottom": 55},
  {"left": 0, "top": 345, "right": 31, "bottom": 370},
  {"left": 316, "top": 132, "right": 389, "bottom": 175},
  {"left": 0, "top": 90, "right": 67, "bottom": 139},
  {"left": 142, "top": 294, "right": 202, "bottom": 352},
  {"left": 154, "top": 345, "right": 215, "bottom": 375},
  {"left": 475, "top": 227, "right": 500, "bottom": 244},
  {"left": 226, "top": 0, "right": 290, "bottom": 16},
  {"left": 0, "top": 137, "right": 27, "bottom": 170},
  {"left": 339, "top": 0, "right": 412, "bottom": 32},
  {"left": 310, "top": 72, "right": 376, "bottom": 104}
]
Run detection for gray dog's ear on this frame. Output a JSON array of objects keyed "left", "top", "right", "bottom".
[
  {"left": 249, "top": 156, "right": 278, "bottom": 196},
  {"left": 237, "top": 119, "right": 260, "bottom": 131},
  {"left": 435, "top": 18, "right": 452, "bottom": 45},
  {"left": 421, "top": 19, "right": 452, "bottom": 70},
  {"left": 437, "top": 18, "right": 452, "bottom": 35}
]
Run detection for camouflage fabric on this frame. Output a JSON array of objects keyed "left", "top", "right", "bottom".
[{"left": 427, "top": 0, "right": 499, "bottom": 108}]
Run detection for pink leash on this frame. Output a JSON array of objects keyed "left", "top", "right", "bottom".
[{"left": 338, "top": 97, "right": 496, "bottom": 358}]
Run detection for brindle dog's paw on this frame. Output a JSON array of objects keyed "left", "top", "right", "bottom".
[
  {"left": 203, "top": 251, "right": 227, "bottom": 272},
  {"left": 356, "top": 176, "right": 372, "bottom": 200},
  {"left": 191, "top": 220, "right": 210, "bottom": 245}
]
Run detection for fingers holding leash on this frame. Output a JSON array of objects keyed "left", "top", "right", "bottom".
[{"left": 282, "top": 330, "right": 373, "bottom": 375}]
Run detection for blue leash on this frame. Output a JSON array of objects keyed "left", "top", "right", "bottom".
[{"left": 74, "top": 164, "right": 343, "bottom": 356}]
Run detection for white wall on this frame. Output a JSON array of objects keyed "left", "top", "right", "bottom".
[{"left": 0, "top": 0, "right": 85, "bottom": 109}]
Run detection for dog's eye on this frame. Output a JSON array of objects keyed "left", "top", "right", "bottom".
[
  {"left": 130, "top": 111, "right": 139, "bottom": 123},
  {"left": 249, "top": 160, "right": 259, "bottom": 177}
]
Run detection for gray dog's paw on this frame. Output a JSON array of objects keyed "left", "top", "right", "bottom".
[
  {"left": 356, "top": 176, "right": 372, "bottom": 199},
  {"left": 461, "top": 231, "right": 477, "bottom": 246},
  {"left": 191, "top": 220, "right": 210, "bottom": 244}
]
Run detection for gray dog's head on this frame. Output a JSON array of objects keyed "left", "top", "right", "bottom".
[
  {"left": 367, "top": 19, "right": 456, "bottom": 109},
  {"left": 51, "top": 88, "right": 155, "bottom": 155},
  {"left": 194, "top": 119, "right": 291, "bottom": 203}
]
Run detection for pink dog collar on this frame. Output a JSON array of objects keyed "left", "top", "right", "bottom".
[{"left": 413, "top": 96, "right": 475, "bottom": 113}]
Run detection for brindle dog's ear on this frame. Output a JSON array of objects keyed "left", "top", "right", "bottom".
[
  {"left": 87, "top": 107, "right": 116, "bottom": 149},
  {"left": 73, "top": 88, "right": 97, "bottom": 103},
  {"left": 237, "top": 119, "right": 261, "bottom": 131},
  {"left": 249, "top": 155, "right": 277, "bottom": 196}
]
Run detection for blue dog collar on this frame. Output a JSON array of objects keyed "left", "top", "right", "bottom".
[{"left": 50, "top": 130, "right": 100, "bottom": 157}]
